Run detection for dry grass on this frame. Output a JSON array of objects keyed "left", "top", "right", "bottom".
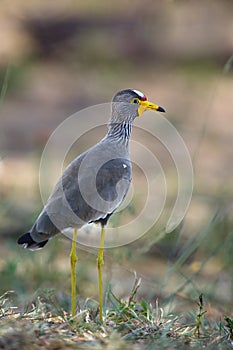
[{"left": 0, "top": 282, "right": 232, "bottom": 350}]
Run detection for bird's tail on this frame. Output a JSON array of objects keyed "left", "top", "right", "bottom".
[{"left": 17, "top": 232, "right": 49, "bottom": 251}]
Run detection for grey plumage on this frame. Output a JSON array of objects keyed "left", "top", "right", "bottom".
[{"left": 17, "top": 89, "right": 145, "bottom": 250}]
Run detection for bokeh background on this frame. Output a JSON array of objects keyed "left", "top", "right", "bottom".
[{"left": 0, "top": 0, "right": 232, "bottom": 316}]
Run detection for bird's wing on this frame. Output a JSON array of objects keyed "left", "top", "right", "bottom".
[
  {"left": 37, "top": 141, "right": 132, "bottom": 231},
  {"left": 95, "top": 157, "right": 132, "bottom": 203}
]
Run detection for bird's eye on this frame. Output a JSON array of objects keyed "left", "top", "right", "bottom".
[{"left": 131, "top": 98, "right": 139, "bottom": 104}]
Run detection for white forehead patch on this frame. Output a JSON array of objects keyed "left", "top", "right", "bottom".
[
  {"left": 132, "top": 89, "right": 145, "bottom": 98},
  {"left": 123, "top": 164, "right": 127, "bottom": 168}
]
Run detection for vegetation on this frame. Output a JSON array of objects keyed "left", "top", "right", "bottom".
[
  {"left": 0, "top": 212, "right": 233, "bottom": 349},
  {"left": 1, "top": 283, "right": 232, "bottom": 349}
]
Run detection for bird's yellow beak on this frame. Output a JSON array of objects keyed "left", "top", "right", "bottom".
[{"left": 138, "top": 100, "right": 165, "bottom": 117}]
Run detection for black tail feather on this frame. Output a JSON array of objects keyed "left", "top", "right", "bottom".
[{"left": 17, "top": 232, "right": 48, "bottom": 251}]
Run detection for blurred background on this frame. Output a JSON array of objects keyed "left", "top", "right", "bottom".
[{"left": 0, "top": 0, "right": 232, "bottom": 316}]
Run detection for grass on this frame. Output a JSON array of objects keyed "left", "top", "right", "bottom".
[
  {"left": 0, "top": 204, "right": 232, "bottom": 349},
  {"left": 0, "top": 281, "right": 232, "bottom": 349}
]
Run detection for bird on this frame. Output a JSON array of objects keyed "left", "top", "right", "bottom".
[{"left": 17, "top": 89, "right": 165, "bottom": 322}]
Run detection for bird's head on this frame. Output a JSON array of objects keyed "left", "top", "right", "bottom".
[{"left": 111, "top": 89, "right": 165, "bottom": 123}]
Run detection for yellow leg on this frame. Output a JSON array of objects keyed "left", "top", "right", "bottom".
[
  {"left": 97, "top": 225, "right": 105, "bottom": 323},
  {"left": 70, "top": 228, "right": 78, "bottom": 317}
]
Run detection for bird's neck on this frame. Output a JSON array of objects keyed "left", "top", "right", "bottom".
[{"left": 107, "top": 122, "right": 132, "bottom": 145}]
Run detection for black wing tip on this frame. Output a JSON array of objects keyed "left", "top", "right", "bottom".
[{"left": 17, "top": 232, "right": 48, "bottom": 251}]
